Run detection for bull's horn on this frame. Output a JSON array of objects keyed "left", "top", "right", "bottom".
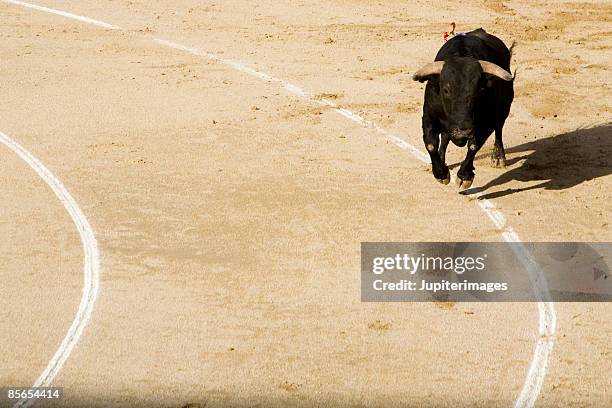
[
  {"left": 478, "top": 61, "right": 513, "bottom": 81},
  {"left": 412, "top": 61, "right": 445, "bottom": 82}
]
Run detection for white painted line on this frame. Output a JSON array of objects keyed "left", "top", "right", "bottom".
[
  {"left": 0, "top": 132, "right": 100, "bottom": 408},
  {"left": 504, "top": 236, "right": 556, "bottom": 408},
  {"left": 1, "top": 0, "right": 119, "bottom": 30},
  {"left": 477, "top": 199, "right": 507, "bottom": 230},
  {"left": 0, "top": 2, "right": 556, "bottom": 405},
  {"left": 155, "top": 38, "right": 434, "bottom": 165}
]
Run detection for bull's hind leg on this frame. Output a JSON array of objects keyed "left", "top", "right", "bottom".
[{"left": 491, "top": 127, "right": 507, "bottom": 168}]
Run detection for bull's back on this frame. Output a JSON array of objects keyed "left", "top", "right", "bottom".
[{"left": 435, "top": 28, "right": 511, "bottom": 70}]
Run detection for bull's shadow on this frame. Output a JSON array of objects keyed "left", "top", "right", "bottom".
[{"left": 474, "top": 123, "right": 612, "bottom": 200}]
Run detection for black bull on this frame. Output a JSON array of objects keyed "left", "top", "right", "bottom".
[{"left": 413, "top": 28, "right": 514, "bottom": 190}]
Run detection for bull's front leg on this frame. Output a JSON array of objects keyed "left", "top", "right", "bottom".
[
  {"left": 456, "top": 140, "right": 482, "bottom": 190},
  {"left": 439, "top": 132, "right": 451, "bottom": 165},
  {"left": 423, "top": 116, "right": 450, "bottom": 184}
]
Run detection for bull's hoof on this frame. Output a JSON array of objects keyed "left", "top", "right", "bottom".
[
  {"left": 490, "top": 156, "right": 507, "bottom": 168},
  {"left": 455, "top": 176, "right": 473, "bottom": 190},
  {"left": 437, "top": 175, "right": 451, "bottom": 185},
  {"left": 490, "top": 146, "right": 507, "bottom": 168}
]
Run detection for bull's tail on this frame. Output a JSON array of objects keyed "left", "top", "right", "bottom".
[
  {"left": 509, "top": 40, "right": 516, "bottom": 60},
  {"left": 509, "top": 41, "right": 517, "bottom": 80}
]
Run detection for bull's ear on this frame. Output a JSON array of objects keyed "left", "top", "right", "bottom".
[
  {"left": 412, "top": 61, "right": 445, "bottom": 82},
  {"left": 479, "top": 73, "right": 496, "bottom": 89}
]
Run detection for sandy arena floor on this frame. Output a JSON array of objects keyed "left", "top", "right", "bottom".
[{"left": 0, "top": 1, "right": 610, "bottom": 407}]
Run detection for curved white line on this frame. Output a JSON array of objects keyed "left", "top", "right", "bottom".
[
  {"left": 0, "top": 1, "right": 556, "bottom": 406},
  {"left": 0, "top": 132, "right": 100, "bottom": 408}
]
